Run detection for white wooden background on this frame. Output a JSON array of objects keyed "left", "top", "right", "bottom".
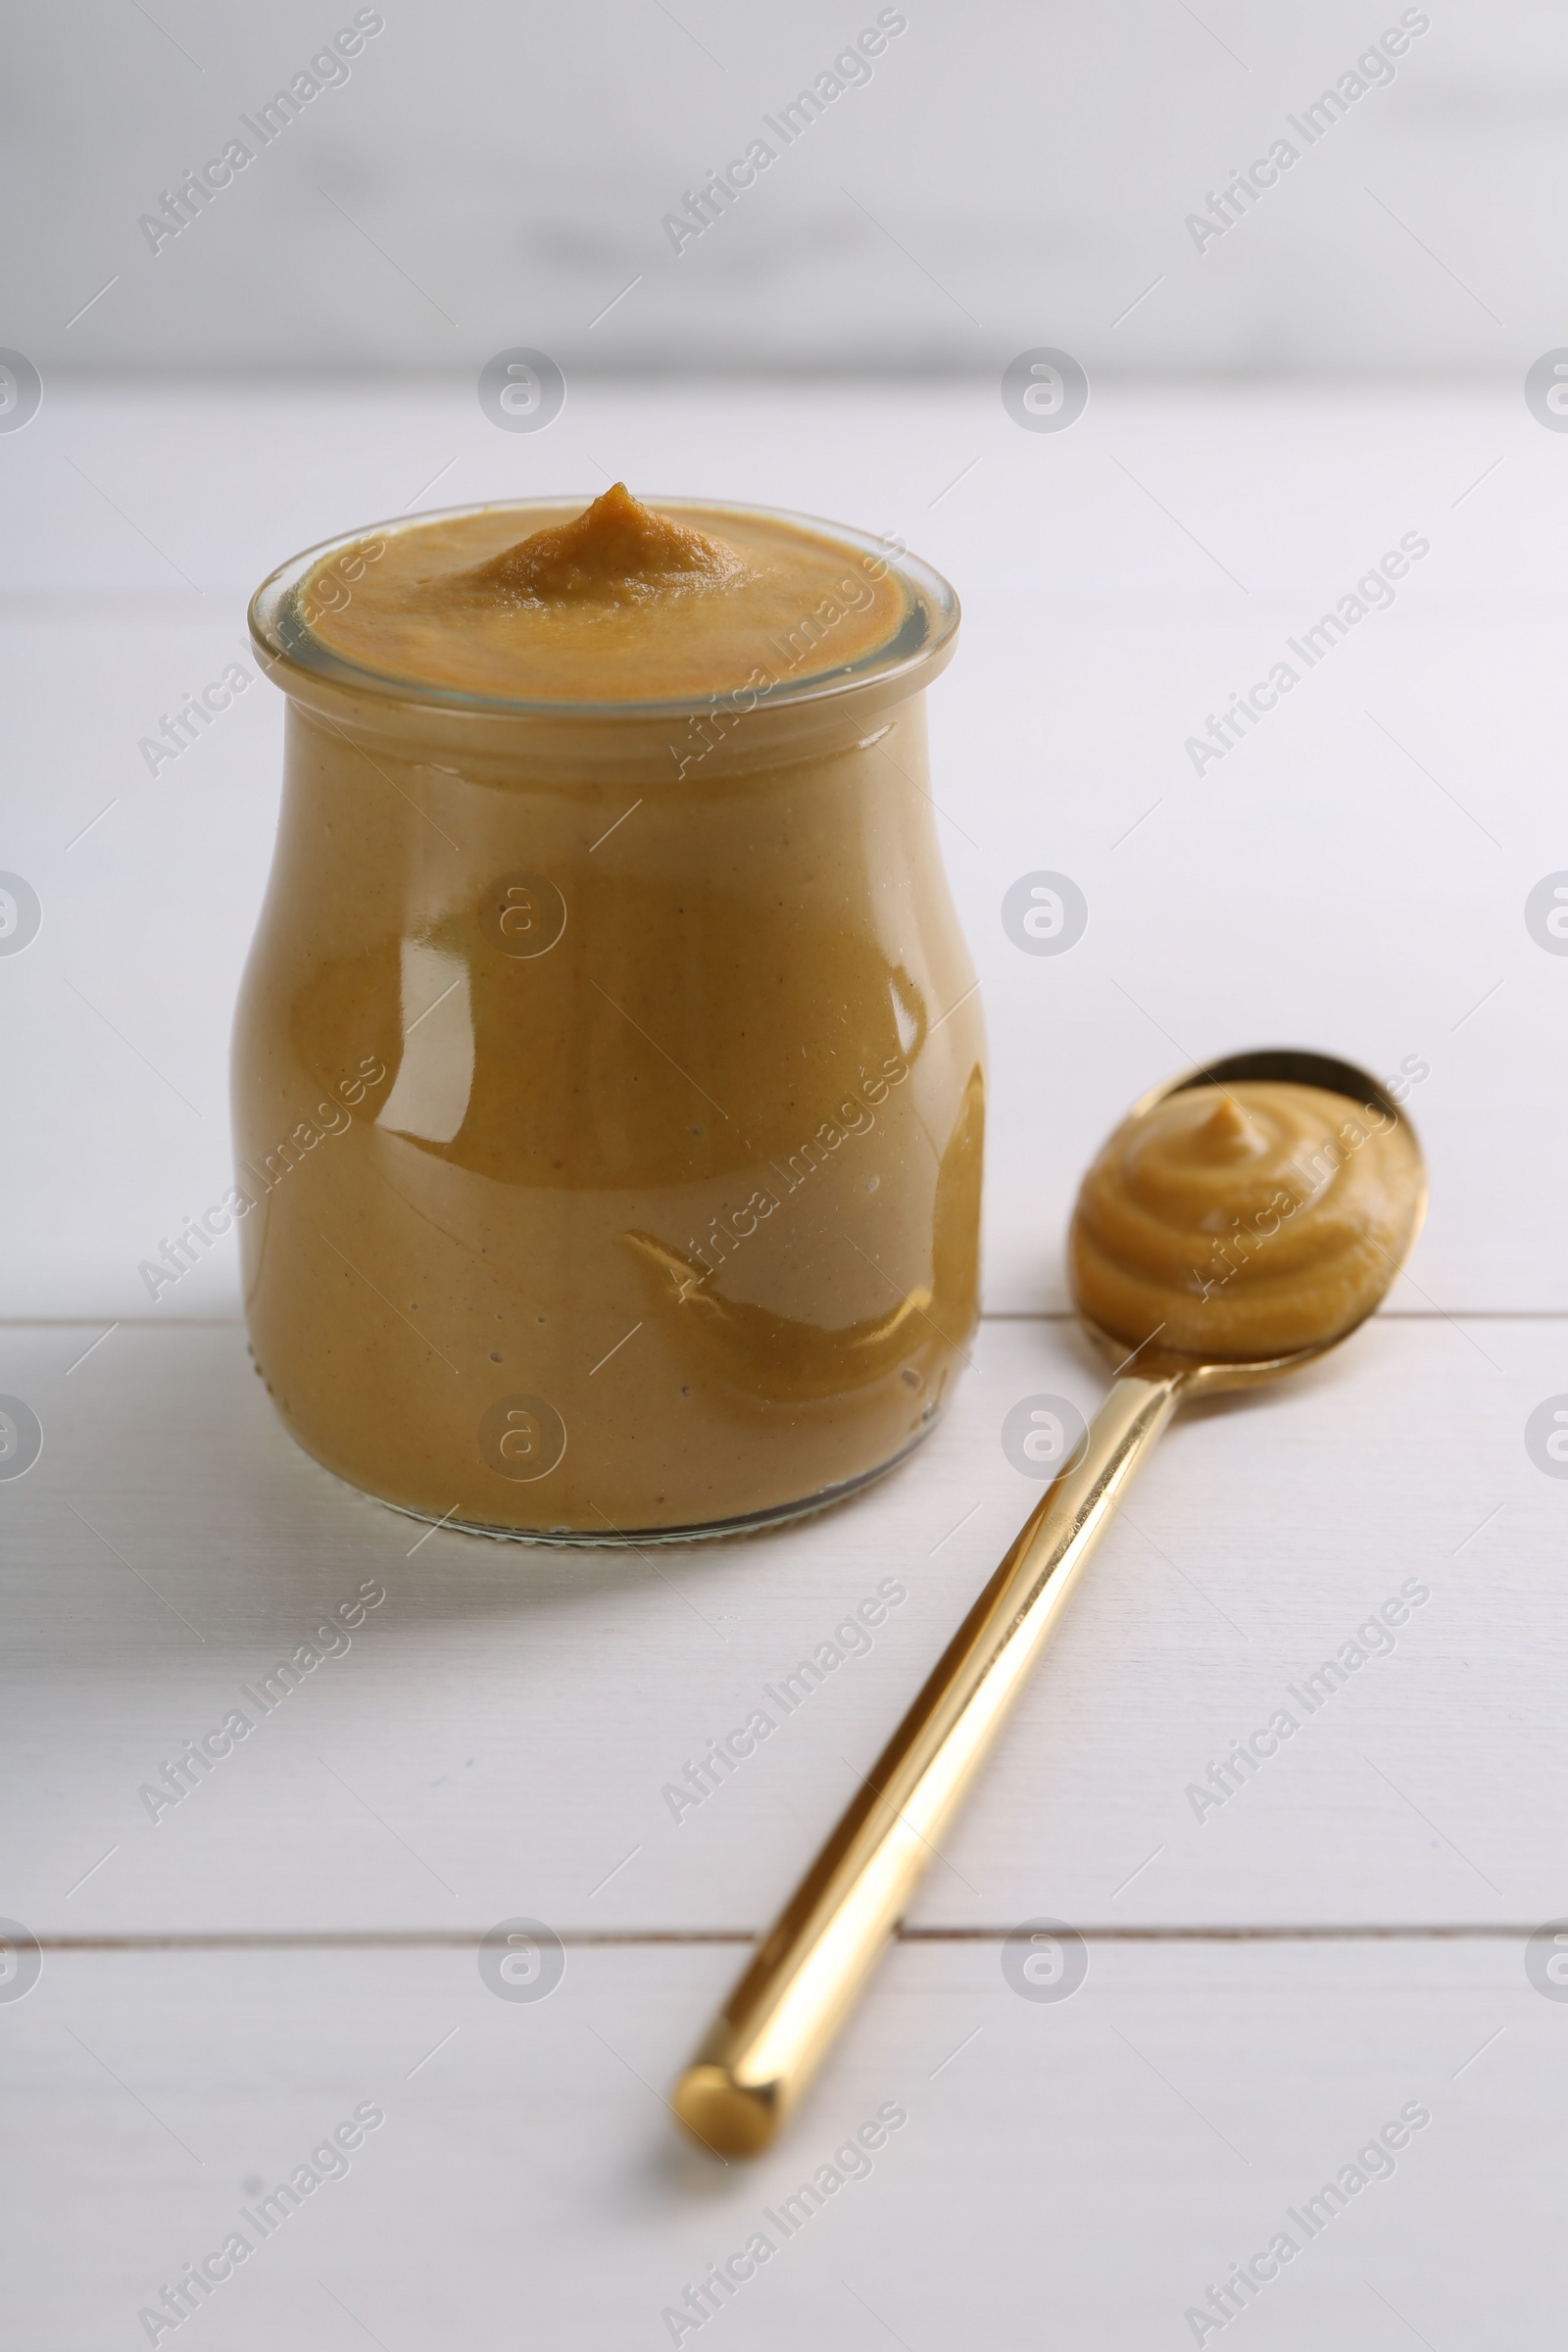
[{"left": 4, "top": 380, "right": 1567, "bottom": 2344}]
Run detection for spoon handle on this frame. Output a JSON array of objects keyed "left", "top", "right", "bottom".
[{"left": 672, "top": 1369, "right": 1184, "bottom": 2157}]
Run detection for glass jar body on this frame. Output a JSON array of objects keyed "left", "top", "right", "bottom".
[{"left": 232, "top": 675, "right": 983, "bottom": 1541}]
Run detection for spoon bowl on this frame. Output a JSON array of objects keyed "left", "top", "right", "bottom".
[{"left": 1077, "top": 1046, "right": 1427, "bottom": 1394}]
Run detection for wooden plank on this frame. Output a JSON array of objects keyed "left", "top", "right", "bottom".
[
  {"left": 4, "top": 1314, "right": 1556, "bottom": 1936},
  {"left": 2, "top": 1936, "right": 1547, "bottom": 2346}
]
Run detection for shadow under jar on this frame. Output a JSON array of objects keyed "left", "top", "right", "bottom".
[{"left": 236, "top": 494, "right": 984, "bottom": 1542}]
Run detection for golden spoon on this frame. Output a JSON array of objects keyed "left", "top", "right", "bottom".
[{"left": 671, "top": 1048, "right": 1427, "bottom": 2158}]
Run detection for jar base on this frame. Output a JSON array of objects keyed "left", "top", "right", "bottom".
[{"left": 341, "top": 1418, "right": 944, "bottom": 1548}]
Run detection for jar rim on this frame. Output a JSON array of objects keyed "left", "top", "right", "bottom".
[{"left": 248, "top": 496, "right": 960, "bottom": 723}]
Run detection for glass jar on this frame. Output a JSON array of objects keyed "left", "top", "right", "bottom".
[{"left": 237, "top": 501, "right": 983, "bottom": 1542}]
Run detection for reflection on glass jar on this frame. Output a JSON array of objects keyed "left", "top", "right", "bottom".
[{"left": 236, "top": 500, "right": 983, "bottom": 1542}]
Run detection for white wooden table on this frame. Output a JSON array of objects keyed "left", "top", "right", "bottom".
[{"left": 4, "top": 380, "right": 1564, "bottom": 2346}]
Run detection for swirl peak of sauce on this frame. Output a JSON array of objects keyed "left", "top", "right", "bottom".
[
  {"left": 459, "top": 482, "right": 750, "bottom": 610},
  {"left": 1070, "top": 1080, "right": 1423, "bottom": 1362},
  {"left": 1190, "top": 1096, "right": 1267, "bottom": 1160}
]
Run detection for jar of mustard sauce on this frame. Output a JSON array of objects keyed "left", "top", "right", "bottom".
[{"left": 236, "top": 488, "right": 983, "bottom": 1541}]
